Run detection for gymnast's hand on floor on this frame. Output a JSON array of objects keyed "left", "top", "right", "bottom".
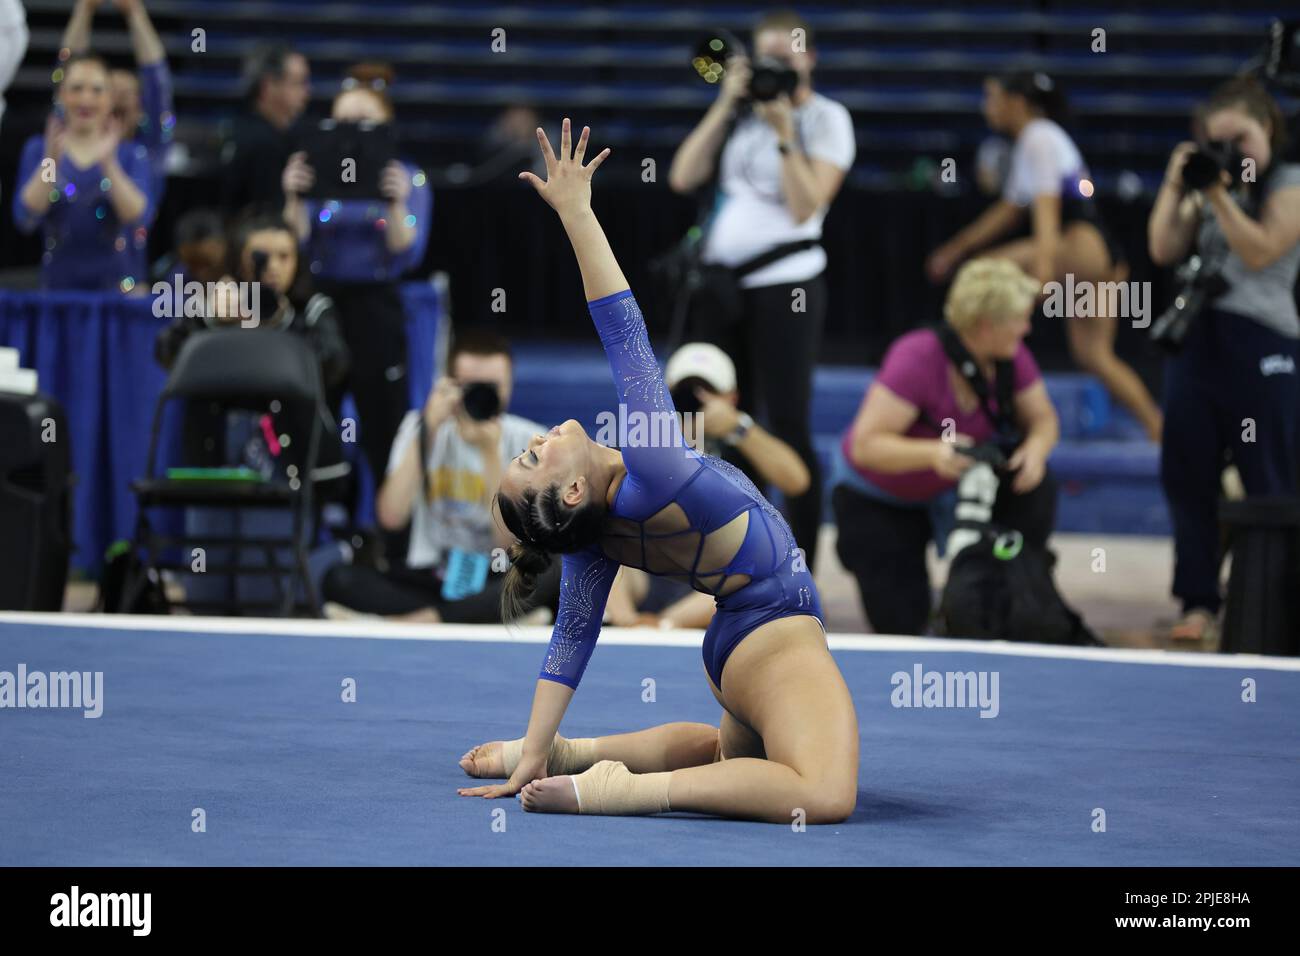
[
  {"left": 518, "top": 117, "right": 610, "bottom": 219},
  {"left": 457, "top": 753, "right": 548, "bottom": 799}
]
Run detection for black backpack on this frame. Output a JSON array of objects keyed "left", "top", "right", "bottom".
[{"left": 939, "top": 529, "right": 1101, "bottom": 646}]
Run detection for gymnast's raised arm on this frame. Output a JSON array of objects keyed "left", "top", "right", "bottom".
[
  {"left": 518, "top": 117, "right": 623, "bottom": 300},
  {"left": 523, "top": 118, "right": 693, "bottom": 490}
]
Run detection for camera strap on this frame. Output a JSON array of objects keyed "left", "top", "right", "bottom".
[
  {"left": 928, "top": 324, "right": 1019, "bottom": 442},
  {"left": 417, "top": 414, "right": 431, "bottom": 502},
  {"left": 732, "top": 238, "right": 821, "bottom": 279}
]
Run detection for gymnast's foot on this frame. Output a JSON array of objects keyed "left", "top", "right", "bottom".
[
  {"left": 519, "top": 775, "right": 581, "bottom": 813},
  {"left": 520, "top": 761, "right": 673, "bottom": 815},
  {"left": 459, "top": 741, "right": 507, "bottom": 778},
  {"left": 460, "top": 734, "right": 598, "bottom": 779}
]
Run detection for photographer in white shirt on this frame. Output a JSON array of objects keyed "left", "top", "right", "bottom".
[{"left": 669, "top": 7, "right": 854, "bottom": 573}]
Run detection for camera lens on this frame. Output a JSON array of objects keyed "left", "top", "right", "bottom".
[{"left": 461, "top": 382, "right": 501, "bottom": 421}]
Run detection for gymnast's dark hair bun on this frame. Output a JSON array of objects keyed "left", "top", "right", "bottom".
[
  {"left": 996, "top": 70, "right": 1069, "bottom": 125},
  {"left": 510, "top": 540, "right": 554, "bottom": 580},
  {"left": 495, "top": 483, "right": 606, "bottom": 623}
]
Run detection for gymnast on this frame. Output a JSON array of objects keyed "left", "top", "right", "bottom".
[{"left": 457, "top": 119, "right": 859, "bottom": 822}]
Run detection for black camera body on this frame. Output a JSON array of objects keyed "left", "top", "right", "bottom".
[
  {"left": 1182, "top": 139, "right": 1246, "bottom": 191},
  {"left": 749, "top": 56, "right": 799, "bottom": 102},
  {"left": 961, "top": 442, "right": 1011, "bottom": 473},
  {"left": 460, "top": 381, "right": 501, "bottom": 421},
  {"left": 1150, "top": 254, "right": 1230, "bottom": 353}
]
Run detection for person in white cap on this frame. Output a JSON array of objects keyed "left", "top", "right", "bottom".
[
  {"left": 600, "top": 341, "right": 811, "bottom": 631},
  {"left": 663, "top": 342, "right": 810, "bottom": 496}
]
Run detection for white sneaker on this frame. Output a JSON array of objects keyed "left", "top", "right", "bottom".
[
  {"left": 323, "top": 601, "right": 382, "bottom": 622},
  {"left": 518, "top": 606, "right": 554, "bottom": 627}
]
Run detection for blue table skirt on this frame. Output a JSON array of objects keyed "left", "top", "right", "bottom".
[{"left": 0, "top": 286, "right": 440, "bottom": 575}]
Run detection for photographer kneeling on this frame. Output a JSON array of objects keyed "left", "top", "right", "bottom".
[
  {"left": 321, "top": 331, "right": 560, "bottom": 624},
  {"left": 831, "top": 259, "right": 1060, "bottom": 635},
  {"left": 1147, "top": 77, "right": 1300, "bottom": 642}
]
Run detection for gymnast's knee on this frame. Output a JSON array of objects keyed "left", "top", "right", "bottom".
[{"left": 802, "top": 783, "right": 857, "bottom": 824}]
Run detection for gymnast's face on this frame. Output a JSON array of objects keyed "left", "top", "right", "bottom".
[{"left": 500, "top": 419, "right": 593, "bottom": 508}]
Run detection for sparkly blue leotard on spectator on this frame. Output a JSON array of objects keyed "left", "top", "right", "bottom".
[
  {"left": 13, "top": 136, "right": 158, "bottom": 292},
  {"left": 539, "top": 289, "right": 823, "bottom": 692}
]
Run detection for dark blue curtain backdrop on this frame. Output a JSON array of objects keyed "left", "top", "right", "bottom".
[{"left": 0, "top": 285, "right": 441, "bottom": 575}]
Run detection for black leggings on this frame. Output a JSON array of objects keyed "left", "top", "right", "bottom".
[
  {"left": 321, "top": 281, "right": 412, "bottom": 491},
  {"left": 832, "top": 473, "right": 1058, "bottom": 635},
  {"left": 694, "top": 273, "right": 827, "bottom": 571},
  {"left": 1160, "top": 308, "right": 1299, "bottom": 613},
  {"left": 322, "top": 559, "right": 562, "bottom": 624}
]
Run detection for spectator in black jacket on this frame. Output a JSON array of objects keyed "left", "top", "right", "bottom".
[{"left": 218, "top": 45, "right": 311, "bottom": 215}]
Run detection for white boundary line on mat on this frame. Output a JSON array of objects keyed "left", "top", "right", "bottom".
[{"left": 2, "top": 611, "right": 1298, "bottom": 671}]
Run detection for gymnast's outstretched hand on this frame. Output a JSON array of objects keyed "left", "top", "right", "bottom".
[
  {"left": 518, "top": 117, "right": 610, "bottom": 219},
  {"left": 457, "top": 752, "right": 547, "bottom": 800}
]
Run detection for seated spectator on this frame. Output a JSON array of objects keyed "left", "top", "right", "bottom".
[
  {"left": 153, "top": 207, "right": 227, "bottom": 284},
  {"left": 603, "top": 341, "right": 814, "bottom": 629},
  {"left": 219, "top": 44, "right": 311, "bottom": 215},
  {"left": 14, "top": 52, "right": 156, "bottom": 292},
  {"left": 665, "top": 341, "right": 810, "bottom": 497},
  {"left": 60, "top": 0, "right": 174, "bottom": 190},
  {"left": 831, "top": 258, "right": 1061, "bottom": 635},
  {"left": 154, "top": 212, "right": 350, "bottom": 480},
  {"left": 321, "top": 331, "right": 560, "bottom": 624}
]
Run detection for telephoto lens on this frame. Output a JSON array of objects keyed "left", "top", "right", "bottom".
[{"left": 692, "top": 30, "right": 743, "bottom": 86}]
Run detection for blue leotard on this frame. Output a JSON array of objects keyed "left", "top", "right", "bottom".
[{"left": 539, "top": 289, "right": 823, "bottom": 692}]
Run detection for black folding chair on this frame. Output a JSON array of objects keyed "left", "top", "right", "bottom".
[{"left": 124, "top": 328, "right": 337, "bottom": 617}]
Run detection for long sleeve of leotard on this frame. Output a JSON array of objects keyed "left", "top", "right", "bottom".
[
  {"left": 587, "top": 289, "right": 700, "bottom": 497},
  {"left": 538, "top": 548, "right": 620, "bottom": 689}
]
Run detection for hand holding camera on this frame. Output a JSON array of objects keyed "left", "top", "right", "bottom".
[
  {"left": 423, "top": 378, "right": 461, "bottom": 430},
  {"left": 932, "top": 439, "right": 977, "bottom": 481},
  {"left": 695, "top": 31, "right": 799, "bottom": 105},
  {"left": 718, "top": 55, "right": 751, "bottom": 105},
  {"left": 1178, "top": 139, "right": 1244, "bottom": 193}
]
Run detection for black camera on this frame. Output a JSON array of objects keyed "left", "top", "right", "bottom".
[
  {"left": 1150, "top": 254, "right": 1229, "bottom": 353},
  {"left": 460, "top": 381, "right": 501, "bottom": 421},
  {"left": 960, "top": 442, "right": 1011, "bottom": 474},
  {"left": 1182, "top": 139, "right": 1245, "bottom": 191},
  {"left": 749, "top": 56, "right": 799, "bottom": 102},
  {"left": 692, "top": 30, "right": 798, "bottom": 102}
]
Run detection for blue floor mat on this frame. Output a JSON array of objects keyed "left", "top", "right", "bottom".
[{"left": 1, "top": 620, "right": 1296, "bottom": 866}]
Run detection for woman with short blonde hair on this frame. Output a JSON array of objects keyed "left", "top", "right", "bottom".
[{"left": 831, "top": 257, "right": 1061, "bottom": 635}]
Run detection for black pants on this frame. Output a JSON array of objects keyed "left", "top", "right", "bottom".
[
  {"left": 694, "top": 273, "right": 827, "bottom": 571},
  {"left": 1160, "top": 308, "right": 1299, "bottom": 614},
  {"left": 321, "top": 281, "right": 411, "bottom": 495},
  {"left": 832, "top": 473, "right": 1058, "bottom": 635},
  {"left": 322, "top": 559, "right": 562, "bottom": 624}
]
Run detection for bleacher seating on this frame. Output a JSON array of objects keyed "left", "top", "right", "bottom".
[{"left": 8, "top": 0, "right": 1292, "bottom": 188}]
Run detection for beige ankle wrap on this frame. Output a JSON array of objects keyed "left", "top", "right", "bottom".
[
  {"left": 501, "top": 734, "right": 597, "bottom": 777},
  {"left": 571, "top": 760, "right": 673, "bottom": 816}
]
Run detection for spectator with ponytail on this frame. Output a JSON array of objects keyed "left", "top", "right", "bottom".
[
  {"left": 1147, "top": 76, "right": 1300, "bottom": 642},
  {"left": 927, "top": 71, "right": 1162, "bottom": 441}
]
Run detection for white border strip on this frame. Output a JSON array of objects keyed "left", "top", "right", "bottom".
[{"left": 2, "top": 611, "right": 1298, "bottom": 671}]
